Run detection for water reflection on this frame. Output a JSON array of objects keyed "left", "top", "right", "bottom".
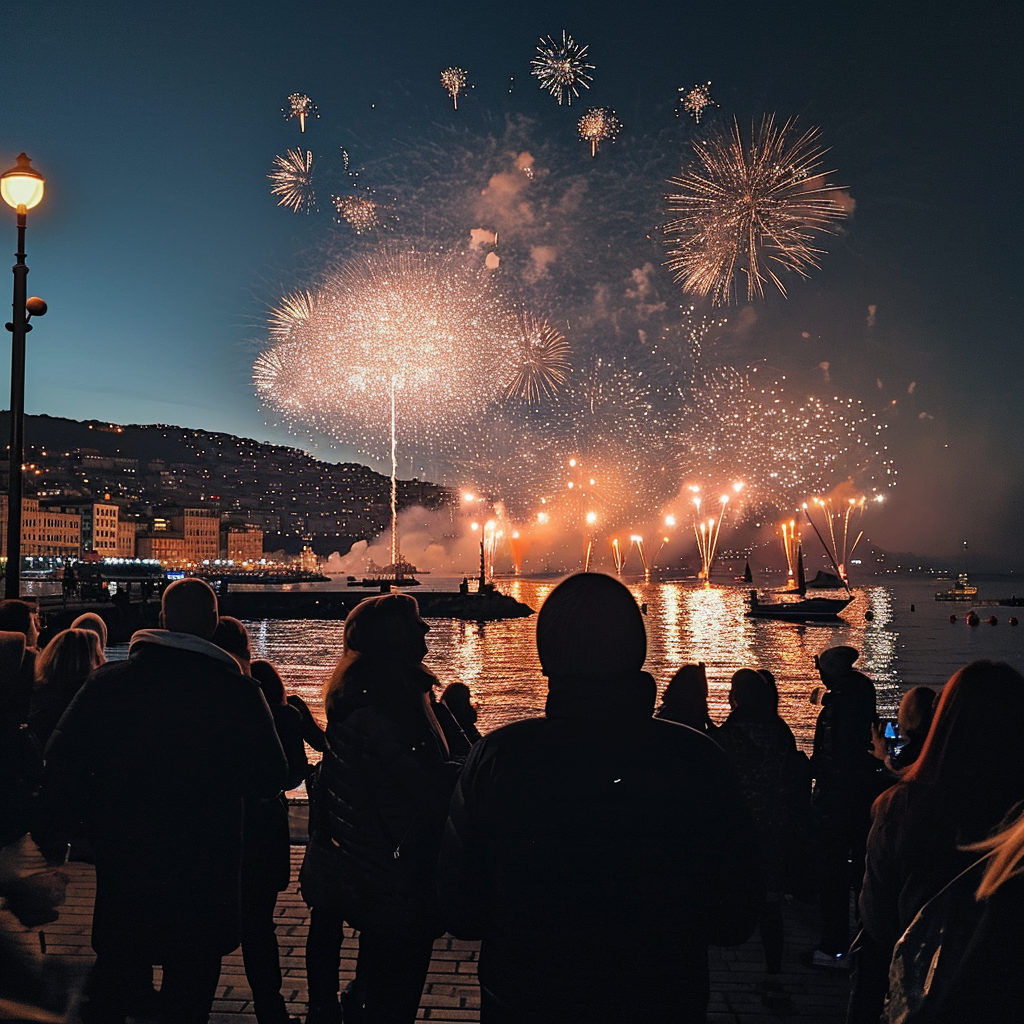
[{"left": 103, "top": 577, "right": 1023, "bottom": 752}]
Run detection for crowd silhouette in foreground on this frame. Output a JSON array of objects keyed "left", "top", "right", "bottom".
[{"left": 1, "top": 577, "right": 1023, "bottom": 1023}]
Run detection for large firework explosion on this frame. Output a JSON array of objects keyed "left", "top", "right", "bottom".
[
  {"left": 530, "top": 31, "right": 594, "bottom": 106},
  {"left": 503, "top": 315, "right": 571, "bottom": 405},
  {"left": 254, "top": 248, "right": 525, "bottom": 467},
  {"left": 664, "top": 116, "right": 850, "bottom": 305}
]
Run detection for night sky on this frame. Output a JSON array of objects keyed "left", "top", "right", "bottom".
[{"left": 1, "top": 2, "right": 1020, "bottom": 563}]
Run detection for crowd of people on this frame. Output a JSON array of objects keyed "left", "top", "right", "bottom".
[{"left": 1, "top": 577, "right": 1023, "bottom": 1023}]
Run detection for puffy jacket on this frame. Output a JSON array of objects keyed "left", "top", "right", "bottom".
[{"left": 311, "top": 662, "right": 458, "bottom": 936}]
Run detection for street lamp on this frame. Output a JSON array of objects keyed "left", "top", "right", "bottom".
[{"left": 2, "top": 153, "right": 47, "bottom": 598}]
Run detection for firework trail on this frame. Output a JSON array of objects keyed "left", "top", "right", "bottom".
[
  {"left": 803, "top": 495, "right": 867, "bottom": 581},
  {"left": 677, "top": 82, "right": 717, "bottom": 123},
  {"left": 779, "top": 519, "right": 800, "bottom": 580},
  {"left": 664, "top": 116, "right": 849, "bottom": 305},
  {"left": 630, "top": 535, "right": 649, "bottom": 574},
  {"left": 503, "top": 315, "right": 571, "bottom": 404},
  {"left": 269, "top": 149, "right": 315, "bottom": 213},
  {"left": 440, "top": 67, "right": 469, "bottom": 110},
  {"left": 611, "top": 537, "right": 624, "bottom": 574},
  {"left": 577, "top": 107, "right": 623, "bottom": 157},
  {"left": 283, "top": 93, "right": 319, "bottom": 133},
  {"left": 531, "top": 31, "right": 594, "bottom": 106},
  {"left": 691, "top": 489, "right": 731, "bottom": 580},
  {"left": 332, "top": 194, "right": 380, "bottom": 234}
]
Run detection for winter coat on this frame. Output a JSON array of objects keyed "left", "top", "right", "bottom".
[
  {"left": 715, "top": 710, "right": 800, "bottom": 890},
  {"left": 243, "top": 701, "right": 310, "bottom": 893},
  {"left": 40, "top": 630, "right": 287, "bottom": 959},
  {"left": 308, "top": 661, "right": 458, "bottom": 937},
  {"left": 438, "top": 672, "right": 763, "bottom": 1023}
]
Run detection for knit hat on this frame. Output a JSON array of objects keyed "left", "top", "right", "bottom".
[
  {"left": 537, "top": 573, "right": 646, "bottom": 677},
  {"left": 816, "top": 645, "right": 859, "bottom": 679}
]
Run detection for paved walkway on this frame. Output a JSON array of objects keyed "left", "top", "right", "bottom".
[{"left": 15, "top": 846, "right": 851, "bottom": 1023}]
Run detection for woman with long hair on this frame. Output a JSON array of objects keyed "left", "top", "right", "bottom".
[
  {"left": 301, "top": 594, "right": 457, "bottom": 1024},
  {"left": 28, "top": 627, "right": 104, "bottom": 747},
  {"left": 853, "top": 660, "right": 1024, "bottom": 1022},
  {"left": 656, "top": 662, "right": 717, "bottom": 734}
]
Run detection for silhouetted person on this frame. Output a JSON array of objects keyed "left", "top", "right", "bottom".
[
  {"left": 0, "top": 600, "right": 40, "bottom": 726},
  {"left": 302, "top": 594, "right": 458, "bottom": 1024},
  {"left": 656, "top": 661, "right": 717, "bottom": 734},
  {"left": 439, "top": 573, "right": 762, "bottom": 1024},
  {"left": 40, "top": 578, "right": 287, "bottom": 1024},
  {"left": 716, "top": 669, "right": 801, "bottom": 1010},
  {"left": 888, "top": 685, "right": 937, "bottom": 771},
  {"left": 440, "top": 682, "right": 483, "bottom": 744},
  {"left": 807, "top": 646, "right": 890, "bottom": 968},
  {"left": 28, "top": 628, "right": 105, "bottom": 748},
  {"left": 851, "top": 661, "right": 1024, "bottom": 1022}
]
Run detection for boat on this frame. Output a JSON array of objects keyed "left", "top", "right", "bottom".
[
  {"left": 745, "top": 545, "right": 852, "bottom": 623},
  {"left": 935, "top": 573, "right": 978, "bottom": 602}
]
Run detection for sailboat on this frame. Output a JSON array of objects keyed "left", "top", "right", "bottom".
[{"left": 746, "top": 545, "right": 853, "bottom": 623}]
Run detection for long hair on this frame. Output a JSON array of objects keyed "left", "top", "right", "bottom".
[
  {"left": 901, "top": 661, "right": 1024, "bottom": 791},
  {"left": 35, "top": 628, "right": 104, "bottom": 690},
  {"left": 323, "top": 593, "right": 433, "bottom": 712},
  {"left": 970, "top": 805, "right": 1024, "bottom": 899}
]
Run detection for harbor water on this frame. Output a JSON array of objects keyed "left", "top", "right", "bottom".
[{"left": 107, "top": 574, "right": 1024, "bottom": 751}]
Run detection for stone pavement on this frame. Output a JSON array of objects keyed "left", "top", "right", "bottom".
[{"left": 19, "top": 846, "right": 851, "bottom": 1023}]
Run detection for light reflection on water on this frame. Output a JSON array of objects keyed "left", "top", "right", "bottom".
[{"left": 105, "top": 576, "right": 1024, "bottom": 753}]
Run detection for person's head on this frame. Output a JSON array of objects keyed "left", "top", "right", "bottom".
[
  {"left": 441, "top": 682, "right": 477, "bottom": 725},
  {"left": 0, "top": 630, "right": 28, "bottom": 725},
  {"left": 757, "top": 669, "right": 781, "bottom": 715},
  {"left": 324, "top": 594, "right": 431, "bottom": 709},
  {"left": 70, "top": 612, "right": 108, "bottom": 650},
  {"left": 0, "top": 599, "right": 39, "bottom": 649},
  {"left": 536, "top": 573, "right": 646, "bottom": 680},
  {"left": 898, "top": 686, "right": 938, "bottom": 741},
  {"left": 814, "top": 646, "right": 859, "bottom": 685},
  {"left": 729, "top": 668, "right": 776, "bottom": 718},
  {"left": 35, "top": 628, "right": 104, "bottom": 691},
  {"left": 160, "top": 578, "right": 218, "bottom": 638},
  {"left": 903, "top": 661, "right": 1024, "bottom": 792},
  {"left": 658, "top": 664, "right": 709, "bottom": 727},
  {"left": 211, "top": 616, "right": 252, "bottom": 672},
  {"left": 251, "top": 659, "right": 286, "bottom": 706}
]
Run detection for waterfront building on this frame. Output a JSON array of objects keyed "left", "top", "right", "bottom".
[
  {"left": 226, "top": 525, "right": 263, "bottom": 563},
  {"left": 0, "top": 496, "right": 82, "bottom": 559}
]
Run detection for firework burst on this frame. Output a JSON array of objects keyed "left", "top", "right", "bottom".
[
  {"left": 677, "top": 82, "right": 716, "bottom": 123},
  {"left": 440, "top": 67, "right": 469, "bottom": 110},
  {"left": 664, "top": 116, "right": 849, "bottom": 305},
  {"left": 332, "top": 194, "right": 380, "bottom": 234},
  {"left": 282, "top": 93, "right": 319, "bottom": 132},
  {"left": 530, "top": 30, "right": 594, "bottom": 106},
  {"left": 269, "top": 149, "right": 315, "bottom": 213},
  {"left": 255, "top": 249, "right": 523, "bottom": 461},
  {"left": 503, "top": 315, "right": 571, "bottom": 404},
  {"left": 577, "top": 107, "right": 623, "bottom": 157}
]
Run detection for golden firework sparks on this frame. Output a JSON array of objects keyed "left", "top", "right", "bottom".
[
  {"left": 577, "top": 107, "right": 623, "bottom": 157},
  {"left": 282, "top": 93, "right": 319, "bottom": 132},
  {"left": 268, "top": 149, "right": 315, "bottom": 213},
  {"left": 530, "top": 30, "right": 594, "bottom": 106},
  {"left": 439, "top": 67, "right": 468, "bottom": 110}
]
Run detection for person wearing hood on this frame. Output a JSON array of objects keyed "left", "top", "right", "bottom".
[
  {"left": 439, "top": 573, "right": 762, "bottom": 1024},
  {"left": 39, "top": 578, "right": 287, "bottom": 1024},
  {"left": 807, "top": 646, "right": 891, "bottom": 969}
]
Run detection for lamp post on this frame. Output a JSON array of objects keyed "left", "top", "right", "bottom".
[{"left": 2, "top": 153, "right": 46, "bottom": 599}]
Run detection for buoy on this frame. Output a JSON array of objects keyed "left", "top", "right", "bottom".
[
  {"left": 911, "top": 604, "right": 915, "bottom": 612},
  {"left": 967, "top": 613, "right": 980, "bottom": 627},
  {"left": 988, "top": 616, "right": 998, "bottom": 626},
  {"left": 949, "top": 614, "right": 957, "bottom": 624},
  {"left": 1010, "top": 617, "right": 1019, "bottom": 626},
  {"left": 864, "top": 610, "right": 874, "bottom": 622}
]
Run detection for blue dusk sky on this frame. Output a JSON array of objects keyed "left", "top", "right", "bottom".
[{"left": 1, "top": 1, "right": 1020, "bottom": 561}]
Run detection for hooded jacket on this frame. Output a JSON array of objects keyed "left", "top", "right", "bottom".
[
  {"left": 40, "top": 629, "right": 287, "bottom": 957},
  {"left": 438, "top": 669, "right": 763, "bottom": 1023}
]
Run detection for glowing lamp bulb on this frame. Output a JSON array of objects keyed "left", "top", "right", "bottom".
[{"left": 0, "top": 153, "right": 45, "bottom": 211}]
